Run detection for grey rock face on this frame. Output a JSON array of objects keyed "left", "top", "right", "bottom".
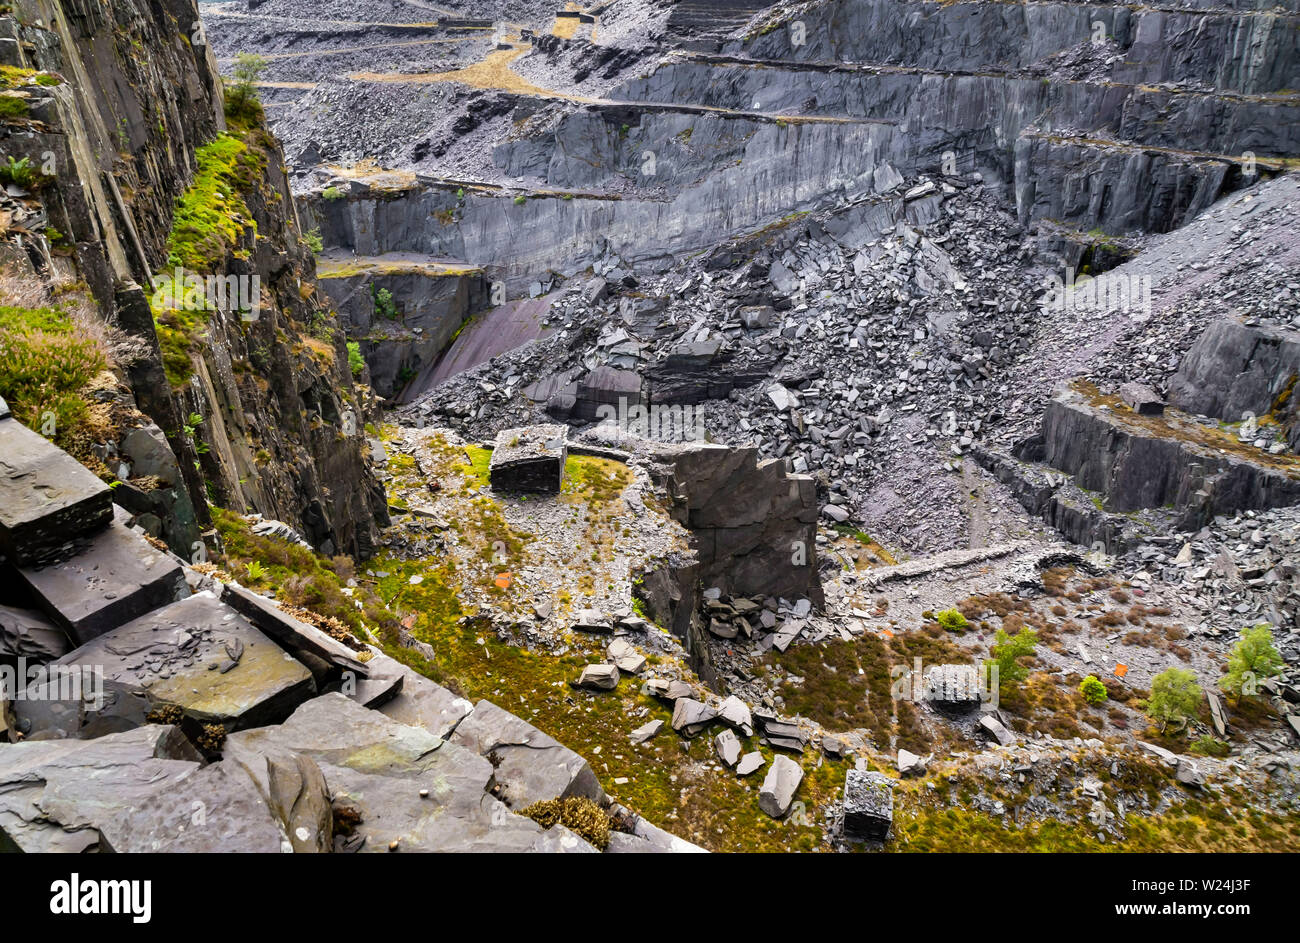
[
  {"left": 843, "top": 769, "right": 894, "bottom": 842},
  {"left": 316, "top": 260, "right": 486, "bottom": 398},
  {"left": 450, "top": 699, "right": 605, "bottom": 808},
  {"left": 758, "top": 754, "right": 804, "bottom": 817},
  {"left": 735, "top": 751, "right": 764, "bottom": 776},
  {"left": 649, "top": 442, "right": 822, "bottom": 606},
  {"left": 1168, "top": 319, "right": 1300, "bottom": 451},
  {"left": 0, "top": 415, "right": 112, "bottom": 567},
  {"left": 1029, "top": 384, "right": 1300, "bottom": 528}
]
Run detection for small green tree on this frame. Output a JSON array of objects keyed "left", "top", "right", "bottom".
[
  {"left": 1147, "top": 667, "right": 1201, "bottom": 730},
  {"left": 1220, "top": 623, "right": 1283, "bottom": 697},
  {"left": 372, "top": 286, "right": 398, "bottom": 320},
  {"left": 986, "top": 627, "right": 1037, "bottom": 689},
  {"left": 1080, "top": 675, "right": 1108, "bottom": 705},
  {"left": 225, "top": 52, "right": 268, "bottom": 121},
  {"left": 347, "top": 341, "right": 364, "bottom": 377}
]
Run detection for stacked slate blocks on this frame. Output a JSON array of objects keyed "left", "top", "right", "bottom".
[{"left": 488, "top": 424, "right": 568, "bottom": 493}]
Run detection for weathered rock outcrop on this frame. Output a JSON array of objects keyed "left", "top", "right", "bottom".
[
  {"left": 0, "top": 0, "right": 387, "bottom": 559},
  {"left": 315, "top": 256, "right": 487, "bottom": 399},
  {"left": 1168, "top": 319, "right": 1300, "bottom": 450},
  {"left": 648, "top": 441, "right": 823, "bottom": 605},
  {"left": 1008, "top": 382, "right": 1300, "bottom": 536}
]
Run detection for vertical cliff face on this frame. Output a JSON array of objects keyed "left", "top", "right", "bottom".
[{"left": 0, "top": 0, "right": 387, "bottom": 558}]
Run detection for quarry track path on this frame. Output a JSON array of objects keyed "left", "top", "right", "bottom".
[{"left": 218, "top": 37, "right": 477, "bottom": 65}]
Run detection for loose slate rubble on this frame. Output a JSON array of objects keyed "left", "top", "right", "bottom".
[
  {"left": 758, "top": 754, "right": 804, "bottom": 817},
  {"left": 0, "top": 413, "right": 113, "bottom": 567},
  {"left": 843, "top": 770, "right": 894, "bottom": 842},
  {"left": 18, "top": 510, "right": 188, "bottom": 645},
  {"left": 450, "top": 699, "right": 606, "bottom": 808},
  {"left": 488, "top": 425, "right": 567, "bottom": 493}
]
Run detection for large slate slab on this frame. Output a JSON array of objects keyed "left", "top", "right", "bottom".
[
  {"left": 53, "top": 591, "right": 315, "bottom": 731},
  {"left": 18, "top": 510, "right": 187, "bottom": 644},
  {"left": 450, "top": 699, "right": 605, "bottom": 808},
  {"left": 369, "top": 651, "right": 475, "bottom": 739},
  {"left": 0, "top": 416, "right": 113, "bottom": 566},
  {"left": 220, "top": 581, "right": 372, "bottom": 681},
  {"left": 225, "top": 694, "right": 593, "bottom": 852},
  {"left": 0, "top": 725, "right": 203, "bottom": 852}
]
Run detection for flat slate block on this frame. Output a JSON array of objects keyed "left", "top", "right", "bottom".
[
  {"left": 0, "top": 416, "right": 113, "bottom": 566},
  {"left": 488, "top": 425, "right": 567, "bottom": 493},
  {"left": 18, "top": 511, "right": 187, "bottom": 644},
  {"left": 54, "top": 590, "right": 315, "bottom": 730}
]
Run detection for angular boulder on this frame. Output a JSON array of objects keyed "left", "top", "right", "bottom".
[
  {"left": 51, "top": 591, "right": 315, "bottom": 732},
  {"left": 0, "top": 415, "right": 113, "bottom": 567},
  {"left": 758, "top": 754, "right": 804, "bottom": 817}
]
